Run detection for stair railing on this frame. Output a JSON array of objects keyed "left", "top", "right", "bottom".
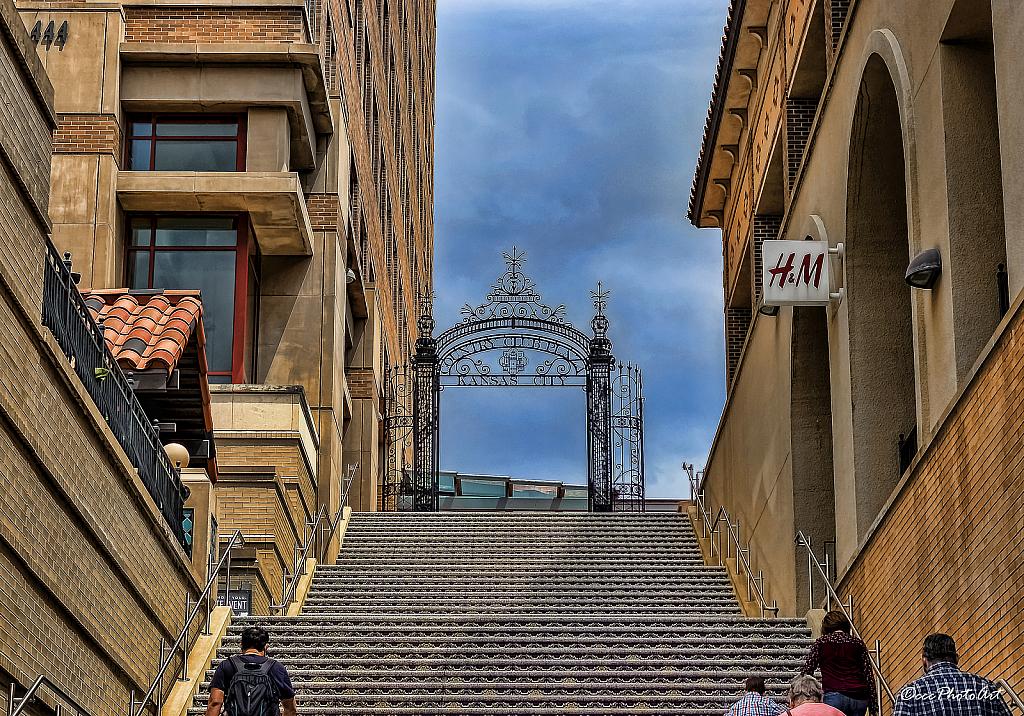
[
  {"left": 684, "top": 465, "right": 778, "bottom": 618},
  {"left": 273, "top": 463, "right": 358, "bottom": 614},
  {"left": 320, "top": 462, "right": 358, "bottom": 562},
  {"left": 716, "top": 506, "right": 779, "bottom": 618},
  {"left": 795, "top": 531, "right": 896, "bottom": 712},
  {"left": 9, "top": 675, "right": 93, "bottom": 716},
  {"left": 997, "top": 679, "right": 1024, "bottom": 713},
  {"left": 131, "top": 529, "right": 246, "bottom": 716}
]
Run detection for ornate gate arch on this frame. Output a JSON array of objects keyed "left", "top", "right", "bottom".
[{"left": 385, "top": 248, "right": 644, "bottom": 511}]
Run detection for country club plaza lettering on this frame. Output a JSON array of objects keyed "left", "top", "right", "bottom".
[{"left": 440, "top": 335, "right": 585, "bottom": 386}]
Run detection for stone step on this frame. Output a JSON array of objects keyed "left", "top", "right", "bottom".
[{"left": 187, "top": 512, "right": 806, "bottom": 716}]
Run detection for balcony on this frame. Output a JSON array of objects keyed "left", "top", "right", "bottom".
[
  {"left": 116, "top": 171, "right": 314, "bottom": 255},
  {"left": 41, "top": 239, "right": 190, "bottom": 549}
]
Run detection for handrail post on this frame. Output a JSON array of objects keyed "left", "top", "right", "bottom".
[{"left": 806, "top": 533, "right": 814, "bottom": 609}]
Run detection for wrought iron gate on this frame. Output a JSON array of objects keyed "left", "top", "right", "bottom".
[{"left": 384, "top": 248, "right": 645, "bottom": 511}]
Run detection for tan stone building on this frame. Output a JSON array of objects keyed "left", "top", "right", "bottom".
[
  {"left": 691, "top": 0, "right": 1024, "bottom": 694},
  {"left": 14, "top": 0, "right": 436, "bottom": 611},
  {"left": 0, "top": 0, "right": 210, "bottom": 712}
]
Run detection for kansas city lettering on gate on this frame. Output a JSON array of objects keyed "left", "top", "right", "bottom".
[
  {"left": 440, "top": 335, "right": 582, "bottom": 386},
  {"left": 454, "top": 374, "right": 571, "bottom": 386}
]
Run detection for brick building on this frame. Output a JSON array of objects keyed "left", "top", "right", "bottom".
[
  {"left": 14, "top": 0, "right": 436, "bottom": 613},
  {"left": 0, "top": 0, "right": 208, "bottom": 714},
  {"left": 690, "top": 0, "right": 1024, "bottom": 698}
]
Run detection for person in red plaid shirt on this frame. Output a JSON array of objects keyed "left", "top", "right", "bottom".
[
  {"left": 801, "top": 611, "right": 878, "bottom": 716},
  {"left": 725, "top": 677, "right": 786, "bottom": 716}
]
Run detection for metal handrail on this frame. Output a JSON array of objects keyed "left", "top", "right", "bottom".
[
  {"left": 716, "top": 506, "right": 779, "bottom": 617},
  {"left": 684, "top": 465, "right": 778, "bottom": 618},
  {"left": 320, "top": 463, "right": 359, "bottom": 562},
  {"left": 271, "top": 503, "right": 329, "bottom": 614},
  {"left": 273, "top": 463, "right": 358, "bottom": 613},
  {"left": 795, "top": 531, "right": 896, "bottom": 708},
  {"left": 997, "top": 679, "right": 1024, "bottom": 713},
  {"left": 9, "top": 676, "right": 92, "bottom": 716},
  {"left": 42, "top": 243, "right": 189, "bottom": 549},
  {"left": 131, "top": 529, "right": 246, "bottom": 716}
]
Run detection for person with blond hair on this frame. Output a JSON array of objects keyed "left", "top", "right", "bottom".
[{"left": 788, "top": 675, "right": 845, "bottom": 716}]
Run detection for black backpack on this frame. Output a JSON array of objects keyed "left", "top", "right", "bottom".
[{"left": 223, "top": 655, "right": 281, "bottom": 716}]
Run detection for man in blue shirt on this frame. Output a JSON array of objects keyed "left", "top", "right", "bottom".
[
  {"left": 205, "top": 626, "right": 296, "bottom": 716},
  {"left": 726, "top": 677, "right": 787, "bottom": 716},
  {"left": 893, "top": 634, "right": 1010, "bottom": 716}
]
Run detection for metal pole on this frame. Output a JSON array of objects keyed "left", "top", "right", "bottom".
[
  {"left": 823, "top": 553, "right": 831, "bottom": 610},
  {"left": 225, "top": 544, "right": 232, "bottom": 609},
  {"left": 10, "top": 681, "right": 16, "bottom": 716},
  {"left": 179, "top": 593, "right": 190, "bottom": 682},
  {"left": 157, "top": 639, "right": 165, "bottom": 714},
  {"left": 807, "top": 535, "right": 814, "bottom": 609}
]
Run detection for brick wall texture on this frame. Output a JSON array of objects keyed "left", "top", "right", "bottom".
[
  {"left": 123, "top": 7, "right": 305, "bottom": 44},
  {"left": 306, "top": 194, "right": 340, "bottom": 231},
  {"left": 826, "top": 0, "right": 851, "bottom": 55},
  {"left": 726, "top": 306, "right": 752, "bottom": 386},
  {"left": 752, "top": 215, "right": 782, "bottom": 304},
  {"left": 786, "top": 99, "right": 818, "bottom": 189},
  {"left": 0, "top": 30, "right": 52, "bottom": 219},
  {"left": 838, "top": 299, "right": 1024, "bottom": 693},
  {"left": 1, "top": 17, "right": 199, "bottom": 715},
  {"left": 53, "top": 114, "right": 120, "bottom": 156},
  {"left": 347, "top": 367, "right": 376, "bottom": 400}
]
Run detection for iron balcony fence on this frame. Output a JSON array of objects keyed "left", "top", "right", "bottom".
[{"left": 41, "top": 240, "right": 189, "bottom": 549}]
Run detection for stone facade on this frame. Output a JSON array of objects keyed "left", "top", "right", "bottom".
[
  {"left": 691, "top": 0, "right": 1024, "bottom": 695},
  {"left": 0, "top": 1, "right": 204, "bottom": 714},
  {"left": 15, "top": 0, "right": 436, "bottom": 610}
]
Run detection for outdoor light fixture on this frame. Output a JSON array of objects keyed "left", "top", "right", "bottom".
[
  {"left": 905, "top": 248, "right": 941, "bottom": 289},
  {"left": 346, "top": 268, "right": 357, "bottom": 284},
  {"left": 758, "top": 302, "right": 779, "bottom": 317}
]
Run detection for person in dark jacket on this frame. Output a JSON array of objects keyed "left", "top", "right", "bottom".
[{"left": 800, "top": 611, "right": 877, "bottom": 716}]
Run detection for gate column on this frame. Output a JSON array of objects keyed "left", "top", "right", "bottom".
[
  {"left": 587, "top": 291, "right": 615, "bottom": 511},
  {"left": 411, "top": 312, "right": 440, "bottom": 511}
]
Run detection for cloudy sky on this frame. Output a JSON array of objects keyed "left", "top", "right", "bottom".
[{"left": 432, "top": 0, "right": 730, "bottom": 498}]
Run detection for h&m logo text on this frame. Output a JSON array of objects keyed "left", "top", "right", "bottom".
[{"left": 768, "top": 251, "right": 825, "bottom": 289}]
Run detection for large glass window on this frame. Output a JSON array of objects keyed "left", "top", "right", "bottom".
[
  {"left": 127, "top": 115, "right": 246, "bottom": 172},
  {"left": 126, "top": 215, "right": 257, "bottom": 383}
]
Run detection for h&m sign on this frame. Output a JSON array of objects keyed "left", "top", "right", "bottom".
[{"left": 762, "top": 240, "right": 836, "bottom": 306}]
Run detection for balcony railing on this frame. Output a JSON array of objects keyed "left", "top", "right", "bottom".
[{"left": 41, "top": 240, "right": 189, "bottom": 549}]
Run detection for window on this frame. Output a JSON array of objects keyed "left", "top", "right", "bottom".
[
  {"left": 127, "top": 115, "right": 246, "bottom": 172},
  {"left": 125, "top": 215, "right": 259, "bottom": 383}
]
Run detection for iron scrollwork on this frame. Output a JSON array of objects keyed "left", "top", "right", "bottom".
[{"left": 402, "top": 250, "right": 644, "bottom": 512}]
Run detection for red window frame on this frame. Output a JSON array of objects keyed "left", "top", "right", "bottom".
[
  {"left": 124, "top": 213, "right": 254, "bottom": 384},
  {"left": 126, "top": 114, "right": 247, "bottom": 172}
]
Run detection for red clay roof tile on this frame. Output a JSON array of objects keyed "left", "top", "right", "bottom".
[{"left": 81, "top": 289, "right": 206, "bottom": 374}]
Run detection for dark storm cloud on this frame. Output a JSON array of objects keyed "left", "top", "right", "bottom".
[{"left": 434, "top": 0, "right": 730, "bottom": 496}]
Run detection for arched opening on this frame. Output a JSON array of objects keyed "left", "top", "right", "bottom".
[
  {"left": 941, "top": 0, "right": 1007, "bottom": 383},
  {"left": 791, "top": 305, "right": 835, "bottom": 613},
  {"left": 845, "top": 54, "right": 916, "bottom": 541}
]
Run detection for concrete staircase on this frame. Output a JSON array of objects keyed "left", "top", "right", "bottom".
[{"left": 192, "top": 512, "right": 810, "bottom": 715}]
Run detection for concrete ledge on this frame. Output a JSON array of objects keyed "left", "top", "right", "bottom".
[
  {"left": 116, "top": 171, "right": 313, "bottom": 256},
  {"left": 162, "top": 606, "right": 233, "bottom": 716},
  {"left": 686, "top": 506, "right": 761, "bottom": 618},
  {"left": 285, "top": 557, "right": 318, "bottom": 617},
  {"left": 119, "top": 43, "right": 331, "bottom": 136}
]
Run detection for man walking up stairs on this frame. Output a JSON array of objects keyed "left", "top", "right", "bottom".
[{"left": 192, "top": 512, "right": 811, "bottom": 715}]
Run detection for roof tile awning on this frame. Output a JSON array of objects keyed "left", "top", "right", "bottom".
[
  {"left": 83, "top": 288, "right": 218, "bottom": 482},
  {"left": 116, "top": 171, "right": 314, "bottom": 255}
]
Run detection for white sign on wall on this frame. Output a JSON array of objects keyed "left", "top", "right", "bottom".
[{"left": 762, "top": 240, "right": 832, "bottom": 306}]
